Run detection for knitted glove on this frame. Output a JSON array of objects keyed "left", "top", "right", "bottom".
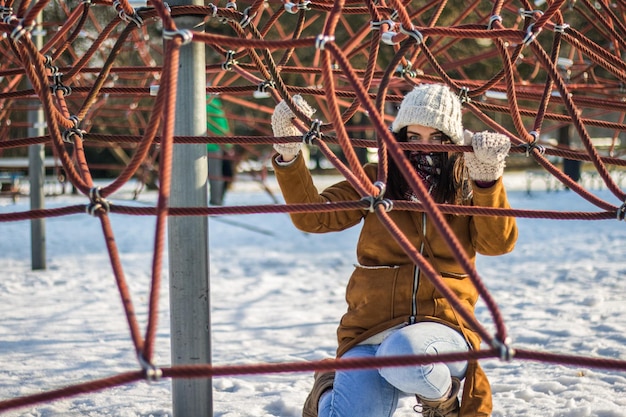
[
  {"left": 271, "top": 95, "right": 315, "bottom": 161},
  {"left": 463, "top": 130, "right": 511, "bottom": 181}
]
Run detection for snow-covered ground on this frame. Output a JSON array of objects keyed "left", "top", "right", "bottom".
[{"left": 0, "top": 168, "right": 625, "bottom": 417}]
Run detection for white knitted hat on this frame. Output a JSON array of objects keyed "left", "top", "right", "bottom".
[{"left": 391, "top": 84, "right": 464, "bottom": 144}]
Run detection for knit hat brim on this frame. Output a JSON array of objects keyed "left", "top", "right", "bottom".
[{"left": 391, "top": 84, "right": 464, "bottom": 144}]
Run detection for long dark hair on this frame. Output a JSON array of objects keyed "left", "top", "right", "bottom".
[{"left": 385, "top": 127, "right": 471, "bottom": 205}]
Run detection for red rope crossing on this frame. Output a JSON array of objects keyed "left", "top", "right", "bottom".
[{"left": 0, "top": 0, "right": 625, "bottom": 413}]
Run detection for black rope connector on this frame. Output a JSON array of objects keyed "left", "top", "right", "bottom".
[
  {"left": 62, "top": 127, "right": 85, "bottom": 144},
  {"left": 487, "top": 15, "right": 502, "bottom": 29},
  {"left": 398, "top": 61, "right": 419, "bottom": 78},
  {"left": 361, "top": 181, "right": 393, "bottom": 213},
  {"left": 315, "top": 34, "right": 334, "bottom": 50},
  {"left": 617, "top": 199, "right": 626, "bottom": 221},
  {"left": 522, "top": 131, "right": 545, "bottom": 157},
  {"left": 284, "top": 1, "right": 311, "bottom": 13},
  {"left": 253, "top": 80, "right": 274, "bottom": 99},
  {"left": 553, "top": 23, "right": 570, "bottom": 33},
  {"left": 523, "top": 23, "right": 542, "bottom": 46},
  {"left": 0, "top": 6, "right": 13, "bottom": 20},
  {"left": 208, "top": 3, "right": 218, "bottom": 18},
  {"left": 113, "top": 0, "right": 143, "bottom": 27},
  {"left": 44, "top": 55, "right": 59, "bottom": 75},
  {"left": 399, "top": 25, "right": 423, "bottom": 45},
  {"left": 162, "top": 28, "right": 193, "bottom": 44},
  {"left": 492, "top": 337, "right": 515, "bottom": 362},
  {"left": 10, "top": 19, "right": 34, "bottom": 42},
  {"left": 370, "top": 19, "right": 395, "bottom": 31},
  {"left": 86, "top": 187, "right": 111, "bottom": 216},
  {"left": 137, "top": 353, "right": 163, "bottom": 382},
  {"left": 221, "top": 50, "right": 238, "bottom": 70},
  {"left": 458, "top": 86, "right": 471, "bottom": 104},
  {"left": 239, "top": 6, "right": 256, "bottom": 28},
  {"left": 51, "top": 72, "right": 72, "bottom": 96},
  {"left": 302, "top": 119, "right": 322, "bottom": 145},
  {"left": 69, "top": 115, "right": 80, "bottom": 128}
]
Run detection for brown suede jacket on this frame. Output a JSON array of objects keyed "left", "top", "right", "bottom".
[{"left": 272, "top": 154, "right": 518, "bottom": 417}]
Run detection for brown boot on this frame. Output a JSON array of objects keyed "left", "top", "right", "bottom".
[
  {"left": 302, "top": 368, "right": 335, "bottom": 417},
  {"left": 414, "top": 377, "right": 461, "bottom": 417}
]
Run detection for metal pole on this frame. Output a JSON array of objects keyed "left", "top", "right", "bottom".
[
  {"left": 167, "top": 3, "right": 212, "bottom": 416},
  {"left": 29, "top": 12, "right": 46, "bottom": 270}
]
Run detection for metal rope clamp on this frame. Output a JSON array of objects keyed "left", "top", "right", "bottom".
[
  {"left": 162, "top": 28, "right": 193, "bottom": 45},
  {"left": 239, "top": 6, "right": 256, "bottom": 28},
  {"left": 617, "top": 199, "right": 626, "bottom": 221},
  {"left": 113, "top": 0, "right": 143, "bottom": 27},
  {"left": 398, "top": 61, "right": 418, "bottom": 78},
  {"left": 458, "top": 86, "right": 471, "bottom": 104},
  {"left": 399, "top": 24, "right": 424, "bottom": 45},
  {"left": 138, "top": 353, "right": 163, "bottom": 382},
  {"left": 492, "top": 337, "right": 515, "bottom": 362},
  {"left": 51, "top": 72, "right": 72, "bottom": 96},
  {"left": 253, "top": 80, "right": 274, "bottom": 99},
  {"left": 221, "top": 50, "right": 238, "bottom": 70},
  {"left": 302, "top": 119, "right": 322, "bottom": 145},
  {"left": 370, "top": 19, "right": 395, "bottom": 31},
  {"left": 0, "top": 6, "right": 13, "bottom": 20},
  {"left": 315, "top": 34, "right": 334, "bottom": 50},
  {"left": 62, "top": 127, "right": 85, "bottom": 144},
  {"left": 62, "top": 116, "right": 83, "bottom": 143},
  {"left": 10, "top": 18, "right": 34, "bottom": 42},
  {"left": 523, "top": 131, "right": 545, "bottom": 157},
  {"left": 86, "top": 187, "right": 111, "bottom": 216},
  {"left": 361, "top": 181, "right": 393, "bottom": 213},
  {"left": 487, "top": 15, "right": 502, "bottom": 30}
]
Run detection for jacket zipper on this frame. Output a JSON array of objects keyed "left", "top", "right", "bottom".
[{"left": 410, "top": 212, "right": 427, "bottom": 324}]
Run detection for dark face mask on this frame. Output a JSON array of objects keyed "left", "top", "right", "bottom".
[{"left": 405, "top": 151, "right": 445, "bottom": 198}]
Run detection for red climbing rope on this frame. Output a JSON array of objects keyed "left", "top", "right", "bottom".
[{"left": 0, "top": 0, "right": 625, "bottom": 413}]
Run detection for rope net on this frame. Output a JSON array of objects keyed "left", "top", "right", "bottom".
[{"left": 0, "top": 0, "right": 625, "bottom": 412}]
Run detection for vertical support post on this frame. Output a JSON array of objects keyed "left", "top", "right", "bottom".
[
  {"left": 167, "top": 4, "right": 212, "bottom": 416},
  {"left": 29, "top": 12, "right": 46, "bottom": 270}
]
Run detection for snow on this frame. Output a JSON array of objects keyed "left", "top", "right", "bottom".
[{"left": 1, "top": 169, "right": 625, "bottom": 417}]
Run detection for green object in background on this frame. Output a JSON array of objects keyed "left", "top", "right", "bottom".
[{"left": 207, "top": 96, "right": 230, "bottom": 152}]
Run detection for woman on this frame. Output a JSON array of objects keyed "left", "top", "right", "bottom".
[{"left": 271, "top": 84, "right": 518, "bottom": 417}]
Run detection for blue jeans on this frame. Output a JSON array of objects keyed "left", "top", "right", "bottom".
[{"left": 319, "top": 322, "right": 469, "bottom": 417}]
